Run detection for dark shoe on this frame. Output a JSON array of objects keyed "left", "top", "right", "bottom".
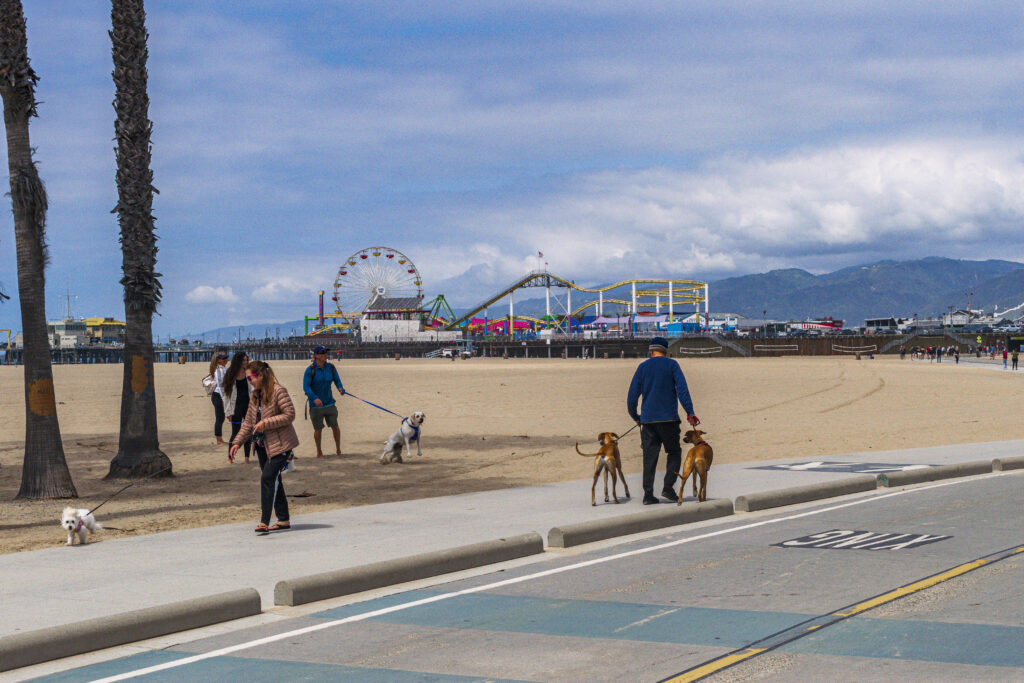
[
  {"left": 662, "top": 490, "right": 678, "bottom": 501},
  {"left": 642, "top": 497, "right": 659, "bottom": 505}
]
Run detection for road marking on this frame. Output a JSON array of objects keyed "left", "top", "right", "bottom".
[
  {"left": 662, "top": 648, "right": 767, "bottom": 682},
  {"left": 658, "top": 543, "right": 1024, "bottom": 682},
  {"left": 776, "top": 529, "right": 951, "bottom": 551},
  {"left": 87, "top": 474, "right": 1004, "bottom": 682}
]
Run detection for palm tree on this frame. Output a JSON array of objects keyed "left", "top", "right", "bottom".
[
  {"left": 106, "top": 0, "right": 170, "bottom": 479},
  {"left": 0, "top": 0, "right": 77, "bottom": 498}
]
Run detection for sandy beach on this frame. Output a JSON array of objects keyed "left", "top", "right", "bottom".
[{"left": 1, "top": 355, "right": 1020, "bottom": 554}]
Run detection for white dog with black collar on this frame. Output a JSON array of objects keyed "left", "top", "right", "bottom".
[{"left": 379, "top": 411, "right": 425, "bottom": 464}]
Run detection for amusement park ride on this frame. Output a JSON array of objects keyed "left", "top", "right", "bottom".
[{"left": 305, "top": 246, "right": 709, "bottom": 338}]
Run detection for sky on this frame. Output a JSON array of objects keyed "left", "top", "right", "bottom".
[{"left": 3, "top": 1, "right": 1024, "bottom": 336}]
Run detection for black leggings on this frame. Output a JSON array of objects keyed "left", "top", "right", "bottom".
[
  {"left": 256, "top": 444, "right": 290, "bottom": 525},
  {"left": 211, "top": 393, "right": 225, "bottom": 438},
  {"left": 229, "top": 419, "right": 252, "bottom": 459}
]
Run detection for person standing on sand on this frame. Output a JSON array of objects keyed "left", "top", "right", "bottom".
[
  {"left": 627, "top": 336, "right": 700, "bottom": 505},
  {"left": 208, "top": 351, "right": 229, "bottom": 445},
  {"left": 222, "top": 351, "right": 253, "bottom": 464},
  {"left": 303, "top": 345, "right": 345, "bottom": 458},
  {"left": 1012, "top": 348, "right": 1019, "bottom": 371},
  {"left": 231, "top": 360, "right": 298, "bottom": 533}
]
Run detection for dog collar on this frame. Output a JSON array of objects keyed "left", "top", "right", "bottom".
[
  {"left": 402, "top": 417, "right": 420, "bottom": 441},
  {"left": 693, "top": 440, "right": 707, "bottom": 447},
  {"left": 75, "top": 519, "right": 84, "bottom": 532}
]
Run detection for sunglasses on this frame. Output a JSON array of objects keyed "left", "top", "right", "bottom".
[{"left": 247, "top": 373, "right": 261, "bottom": 380}]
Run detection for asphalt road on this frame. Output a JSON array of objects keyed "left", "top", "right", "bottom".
[{"left": 24, "top": 471, "right": 1024, "bottom": 682}]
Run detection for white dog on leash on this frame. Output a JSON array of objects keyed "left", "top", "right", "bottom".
[
  {"left": 61, "top": 507, "right": 102, "bottom": 546},
  {"left": 379, "top": 411, "right": 425, "bottom": 464}
]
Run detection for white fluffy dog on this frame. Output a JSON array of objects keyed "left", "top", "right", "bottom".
[
  {"left": 379, "top": 411, "right": 425, "bottom": 464},
  {"left": 61, "top": 507, "right": 102, "bottom": 546}
]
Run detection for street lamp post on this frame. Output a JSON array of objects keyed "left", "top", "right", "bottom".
[{"left": 762, "top": 309, "right": 767, "bottom": 337}]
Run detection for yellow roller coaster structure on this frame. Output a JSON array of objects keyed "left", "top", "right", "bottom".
[{"left": 444, "top": 270, "right": 708, "bottom": 331}]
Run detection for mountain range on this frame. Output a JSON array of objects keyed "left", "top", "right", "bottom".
[
  {"left": 188, "top": 257, "right": 1024, "bottom": 338},
  {"left": 467, "top": 257, "right": 1024, "bottom": 326}
]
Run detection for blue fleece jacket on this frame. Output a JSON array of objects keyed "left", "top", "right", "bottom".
[
  {"left": 303, "top": 361, "right": 344, "bottom": 408},
  {"left": 627, "top": 356, "right": 695, "bottom": 423}
]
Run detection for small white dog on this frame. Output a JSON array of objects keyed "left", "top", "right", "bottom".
[
  {"left": 379, "top": 411, "right": 425, "bottom": 464},
  {"left": 61, "top": 507, "right": 102, "bottom": 546}
]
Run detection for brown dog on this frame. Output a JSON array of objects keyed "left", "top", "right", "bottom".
[
  {"left": 575, "top": 432, "right": 631, "bottom": 506},
  {"left": 676, "top": 429, "right": 713, "bottom": 503}
]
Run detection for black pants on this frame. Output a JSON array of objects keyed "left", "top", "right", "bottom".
[
  {"left": 640, "top": 421, "right": 682, "bottom": 497},
  {"left": 229, "top": 419, "right": 251, "bottom": 460},
  {"left": 256, "top": 444, "right": 290, "bottom": 525},
  {"left": 211, "top": 393, "right": 225, "bottom": 438}
]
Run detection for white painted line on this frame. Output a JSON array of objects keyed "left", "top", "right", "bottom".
[{"left": 88, "top": 474, "right": 1000, "bottom": 682}]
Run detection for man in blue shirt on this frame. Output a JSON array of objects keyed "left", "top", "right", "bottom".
[
  {"left": 303, "top": 345, "right": 345, "bottom": 458},
  {"left": 627, "top": 337, "right": 700, "bottom": 505}
]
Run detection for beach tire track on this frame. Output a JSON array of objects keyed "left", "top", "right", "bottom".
[
  {"left": 734, "top": 365, "right": 848, "bottom": 416},
  {"left": 819, "top": 376, "right": 886, "bottom": 413}
]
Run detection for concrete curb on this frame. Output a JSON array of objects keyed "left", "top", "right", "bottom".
[
  {"left": 0, "top": 588, "right": 260, "bottom": 673},
  {"left": 993, "top": 455, "right": 1024, "bottom": 471},
  {"left": 547, "top": 500, "right": 734, "bottom": 548},
  {"left": 876, "top": 460, "right": 992, "bottom": 487},
  {"left": 275, "top": 533, "right": 544, "bottom": 606},
  {"left": 734, "top": 476, "right": 877, "bottom": 512}
]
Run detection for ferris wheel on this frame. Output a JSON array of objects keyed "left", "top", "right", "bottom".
[{"left": 333, "top": 246, "right": 423, "bottom": 316}]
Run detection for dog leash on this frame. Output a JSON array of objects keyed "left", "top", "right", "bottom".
[
  {"left": 86, "top": 465, "right": 173, "bottom": 516},
  {"left": 614, "top": 423, "right": 639, "bottom": 442},
  {"left": 343, "top": 392, "right": 404, "bottom": 419}
]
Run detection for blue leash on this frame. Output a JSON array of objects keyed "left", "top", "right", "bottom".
[{"left": 344, "top": 392, "right": 404, "bottom": 418}]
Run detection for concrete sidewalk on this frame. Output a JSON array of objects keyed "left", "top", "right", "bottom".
[{"left": 2, "top": 439, "right": 1022, "bottom": 639}]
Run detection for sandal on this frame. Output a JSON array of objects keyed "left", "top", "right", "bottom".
[
  {"left": 267, "top": 522, "right": 290, "bottom": 531},
  {"left": 254, "top": 523, "right": 269, "bottom": 533}
]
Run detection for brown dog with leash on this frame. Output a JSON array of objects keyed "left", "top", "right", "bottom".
[
  {"left": 575, "top": 432, "right": 631, "bottom": 506},
  {"left": 676, "top": 429, "right": 713, "bottom": 503}
]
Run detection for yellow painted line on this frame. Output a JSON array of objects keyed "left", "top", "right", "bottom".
[
  {"left": 663, "top": 648, "right": 768, "bottom": 683},
  {"left": 806, "top": 624, "right": 822, "bottom": 630},
  {"left": 834, "top": 558, "right": 989, "bottom": 617}
]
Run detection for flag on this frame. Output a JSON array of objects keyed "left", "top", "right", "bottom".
[{"left": 538, "top": 251, "right": 543, "bottom": 258}]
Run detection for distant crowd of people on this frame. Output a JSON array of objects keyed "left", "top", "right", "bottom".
[{"left": 898, "top": 343, "right": 1019, "bottom": 369}]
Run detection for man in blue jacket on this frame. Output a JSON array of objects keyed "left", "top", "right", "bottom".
[
  {"left": 627, "top": 337, "right": 700, "bottom": 504},
  {"left": 303, "top": 345, "right": 345, "bottom": 458}
]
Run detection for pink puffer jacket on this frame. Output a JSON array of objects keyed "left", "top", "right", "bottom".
[{"left": 233, "top": 383, "right": 299, "bottom": 457}]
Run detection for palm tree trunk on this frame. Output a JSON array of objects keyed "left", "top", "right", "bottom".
[
  {"left": 0, "top": 0, "right": 77, "bottom": 498},
  {"left": 106, "top": 0, "right": 170, "bottom": 479}
]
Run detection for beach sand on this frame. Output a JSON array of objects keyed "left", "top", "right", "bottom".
[{"left": 1, "top": 356, "right": 1019, "bottom": 554}]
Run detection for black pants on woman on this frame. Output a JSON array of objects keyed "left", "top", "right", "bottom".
[
  {"left": 211, "top": 393, "right": 225, "bottom": 438},
  {"left": 256, "top": 444, "right": 290, "bottom": 525},
  {"left": 640, "top": 420, "right": 682, "bottom": 499}
]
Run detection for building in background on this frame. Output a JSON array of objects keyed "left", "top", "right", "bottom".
[{"left": 84, "top": 317, "right": 126, "bottom": 343}]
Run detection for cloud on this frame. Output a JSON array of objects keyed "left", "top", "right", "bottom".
[
  {"left": 185, "top": 285, "right": 240, "bottom": 305},
  {"left": 434, "top": 138, "right": 1024, "bottom": 294},
  {"left": 250, "top": 278, "right": 316, "bottom": 304}
]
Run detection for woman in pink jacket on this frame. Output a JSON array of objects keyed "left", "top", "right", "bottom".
[{"left": 230, "top": 360, "right": 299, "bottom": 533}]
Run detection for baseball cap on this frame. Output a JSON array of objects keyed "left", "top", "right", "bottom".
[
  {"left": 649, "top": 337, "right": 669, "bottom": 351},
  {"left": 313, "top": 345, "right": 328, "bottom": 354},
  {"left": 216, "top": 351, "right": 229, "bottom": 359}
]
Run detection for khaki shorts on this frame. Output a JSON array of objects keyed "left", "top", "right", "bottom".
[{"left": 310, "top": 404, "right": 339, "bottom": 431}]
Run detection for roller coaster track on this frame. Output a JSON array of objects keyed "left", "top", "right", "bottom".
[{"left": 444, "top": 270, "right": 707, "bottom": 330}]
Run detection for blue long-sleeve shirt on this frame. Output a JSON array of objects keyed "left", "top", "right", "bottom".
[
  {"left": 303, "top": 362, "right": 344, "bottom": 408},
  {"left": 627, "top": 356, "right": 695, "bottom": 424}
]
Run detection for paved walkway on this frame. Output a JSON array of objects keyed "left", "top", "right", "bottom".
[{"left": 3, "top": 437, "right": 1022, "bottom": 640}]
